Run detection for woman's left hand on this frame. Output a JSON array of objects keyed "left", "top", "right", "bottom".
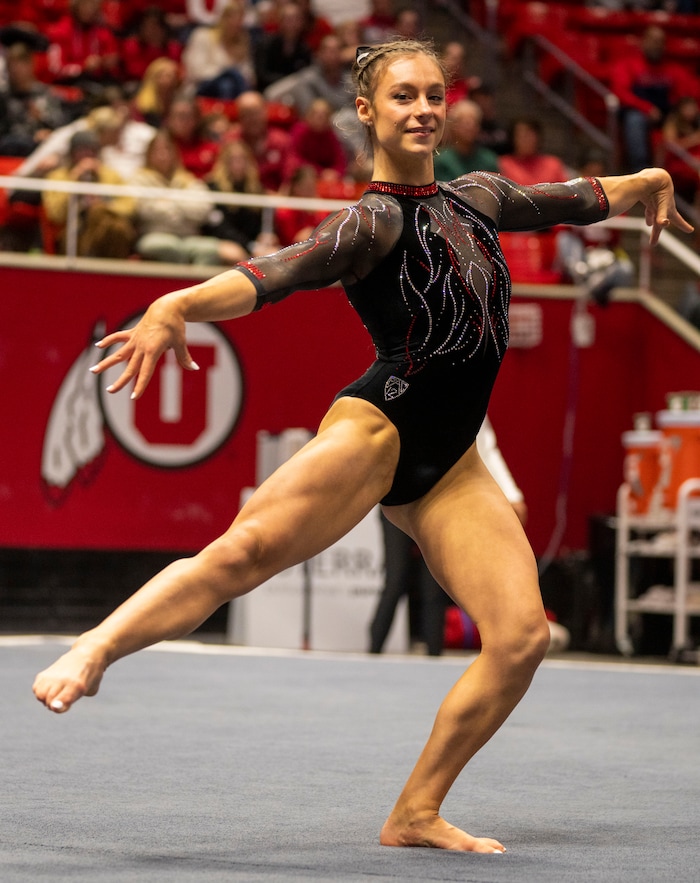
[
  {"left": 640, "top": 168, "right": 694, "bottom": 246},
  {"left": 90, "top": 294, "right": 199, "bottom": 400}
]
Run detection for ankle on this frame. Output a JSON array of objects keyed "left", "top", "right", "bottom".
[{"left": 71, "top": 632, "right": 112, "bottom": 669}]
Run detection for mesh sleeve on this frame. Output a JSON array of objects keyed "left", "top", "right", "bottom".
[
  {"left": 447, "top": 173, "right": 609, "bottom": 232},
  {"left": 233, "top": 193, "right": 404, "bottom": 310}
]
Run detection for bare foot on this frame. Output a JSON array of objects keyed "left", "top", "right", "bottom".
[
  {"left": 380, "top": 810, "right": 506, "bottom": 853},
  {"left": 32, "top": 642, "right": 107, "bottom": 714}
]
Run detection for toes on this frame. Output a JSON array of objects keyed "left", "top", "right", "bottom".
[{"left": 33, "top": 672, "right": 86, "bottom": 713}]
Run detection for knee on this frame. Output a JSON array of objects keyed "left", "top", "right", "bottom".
[
  {"left": 485, "top": 614, "right": 550, "bottom": 679},
  {"left": 196, "top": 522, "right": 266, "bottom": 600}
]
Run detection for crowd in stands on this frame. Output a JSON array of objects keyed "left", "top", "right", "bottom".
[{"left": 0, "top": 0, "right": 699, "bottom": 277}]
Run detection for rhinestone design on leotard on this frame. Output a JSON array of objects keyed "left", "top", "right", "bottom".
[
  {"left": 384, "top": 186, "right": 509, "bottom": 375},
  {"left": 367, "top": 181, "right": 439, "bottom": 198},
  {"left": 236, "top": 173, "right": 607, "bottom": 378}
]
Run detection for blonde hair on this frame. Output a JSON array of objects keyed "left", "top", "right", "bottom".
[
  {"left": 133, "top": 58, "right": 181, "bottom": 117},
  {"left": 213, "top": 0, "right": 251, "bottom": 64},
  {"left": 352, "top": 39, "right": 447, "bottom": 103},
  {"left": 208, "top": 139, "right": 264, "bottom": 194}
]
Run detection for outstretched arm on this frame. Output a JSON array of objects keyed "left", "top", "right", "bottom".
[
  {"left": 90, "top": 268, "right": 257, "bottom": 400},
  {"left": 599, "top": 167, "right": 694, "bottom": 246},
  {"left": 91, "top": 196, "right": 400, "bottom": 399}
]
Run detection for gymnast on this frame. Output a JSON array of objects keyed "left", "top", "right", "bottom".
[{"left": 33, "top": 39, "right": 692, "bottom": 853}]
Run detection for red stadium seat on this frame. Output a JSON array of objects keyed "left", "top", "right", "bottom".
[{"left": 499, "top": 230, "right": 565, "bottom": 285}]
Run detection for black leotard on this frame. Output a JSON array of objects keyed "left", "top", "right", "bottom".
[{"left": 234, "top": 172, "right": 609, "bottom": 504}]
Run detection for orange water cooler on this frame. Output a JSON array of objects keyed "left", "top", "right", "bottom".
[
  {"left": 621, "top": 428, "right": 663, "bottom": 515},
  {"left": 656, "top": 409, "right": 700, "bottom": 510}
]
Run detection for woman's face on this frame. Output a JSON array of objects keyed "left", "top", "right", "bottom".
[
  {"left": 226, "top": 146, "right": 249, "bottom": 179},
  {"left": 220, "top": 4, "right": 244, "bottom": 36},
  {"left": 149, "top": 137, "right": 178, "bottom": 177},
  {"left": 167, "top": 102, "right": 198, "bottom": 138},
  {"left": 512, "top": 122, "right": 539, "bottom": 157},
  {"left": 358, "top": 55, "right": 446, "bottom": 163},
  {"left": 153, "top": 62, "right": 179, "bottom": 93}
]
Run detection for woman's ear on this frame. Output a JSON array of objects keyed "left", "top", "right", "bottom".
[{"left": 356, "top": 96, "right": 371, "bottom": 127}]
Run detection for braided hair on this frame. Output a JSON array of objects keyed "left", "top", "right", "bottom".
[{"left": 352, "top": 39, "right": 448, "bottom": 102}]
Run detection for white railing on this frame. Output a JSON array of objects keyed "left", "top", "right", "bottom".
[{"left": 1, "top": 172, "right": 698, "bottom": 293}]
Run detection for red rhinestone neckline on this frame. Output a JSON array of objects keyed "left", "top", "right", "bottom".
[{"left": 367, "top": 181, "right": 439, "bottom": 197}]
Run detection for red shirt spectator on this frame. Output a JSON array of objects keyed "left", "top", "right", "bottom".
[
  {"left": 121, "top": 6, "right": 182, "bottom": 83},
  {"left": 45, "top": 0, "right": 121, "bottom": 86},
  {"left": 227, "top": 90, "right": 297, "bottom": 192},
  {"left": 498, "top": 117, "right": 569, "bottom": 186},
  {"left": 162, "top": 93, "right": 220, "bottom": 178},
  {"left": 358, "top": 0, "right": 396, "bottom": 45},
  {"left": 289, "top": 97, "right": 347, "bottom": 178},
  {"left": 298, "top": 0, "right": 333, "bottom": 54},
  {"left": 610, "top": 25, "right": 700, "bottom": 121},
  {"left": 14, "top": 0, "right": 70, "bottom": 27},
  {"left": 442, "top": 41, "right": 480, "bottom": 108},
  {"left": 274, "top": 164, "right": 326, "bottom": 246}
]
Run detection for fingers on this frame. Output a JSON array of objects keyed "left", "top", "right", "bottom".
[
  {"left": 645, "top": 194, "right": 694, "bottom": 246},
  {"left": 174, "top": 342, "right": 200, "bottom": 374},
  {"left": 129, "top": 349, "right": 160, "bottom": 400},
  {"left": 90, "top": 330, "right": 134, "bottom": 378},
  {"left": 90, "top": 329, "right": 199, "bottom": 401},
  {"left": 89, "top": 329, "right": 158, "bottom": 400}
]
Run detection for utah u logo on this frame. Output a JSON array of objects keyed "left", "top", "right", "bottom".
[{"left": 42, "top": 315, "right": 244, "bottom": 490}]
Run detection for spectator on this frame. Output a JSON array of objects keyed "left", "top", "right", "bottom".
[
  {"left": 358, "top": 0, "right": 396, "bottom": 45},
  {"left": 42, "top": 128, "right": 136, "bottom": 257},
  {"left": 131, "top": 128, "right": 246, "bottom": 264},
  {"left": 0, "top": 27, "right": 68, "bottom": 157},
  {"left": 87, "top": 104, "right": 157, "bottom": 178},
  {"left": 610, "top": 25, "right": 700, "bottom": 171},
  {"left": 498, "top": 116, "right": 569, "bottom": 185},
  {"left": 45, "top": 0, "right": 121, "bottom": 95},
  {"left": 205, "top": 138, "right": 280, "bottom": 256},
  {"left": 17, "top": 96, "right": 156, "bottom": 180},
  {"left": 181, "top": 0, "right": 255, "bottom": 99},
  {"left": 121, "top": 5, "right": 182, "bottom": 86},
  {"left": 393, "top": 5, "right": 423, "bottom": 40},
  {"left": 13, "top": 0, "right": 71, "bottom": 29},
  {"left": 434, "top": 99, "right": 499, "bottom": 181},
  {"left": 289, "top": 96, "right": 347, "bottom": 177},
  {"left": 227, "top": 89, "right": 296, "bottom": 190},
  {"left": 263, "top": 31, "right": 362, "bottom": 166},
  {"left": 555, "top": 147, "right": 634, "bottom": 304},
  {"left": 660, "top": 95, "right": 700, "bottom": 205},
  {"left": 131, "top": 57, "right": 182, "bottom": 129},
  {"left": 295, "top": 0, "right": 334, "bottom": 53},
  {"left": 263, "top": 31, "right": 352, "bottom": 116},
  {"left": 470, "top": 83, "right": 509, "bottom": 156},
  {"left": 334, "top": 17, "right": 362, "bottom": 67},
  {"left": 273, "top": 163, "right": 326, "bottom": 245},
  {"left": 9, "top": 88, "right": 150, "bottom": 253},
  {"left": 162, "top": 92, "right": 221, "bottom": 178},
  {"left": 442, "top": 40, "right": 480, "bottom": 108},
  {"left": 254, "top": 1, "right": 312, "bottom": 93}
]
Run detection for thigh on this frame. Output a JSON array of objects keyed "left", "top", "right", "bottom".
[
  {"left": 224, "top": 396, "right": 400, "bottom": 579},
  {"left": 384, "top": 445, "right": 543, "bottom": 645}
]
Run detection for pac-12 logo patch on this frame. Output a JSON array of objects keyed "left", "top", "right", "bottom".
[{"left": 384, "top": 375, "right": 409, "bottom": 401}]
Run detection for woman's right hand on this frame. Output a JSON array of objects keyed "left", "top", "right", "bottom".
[{"left": 90, "top": 293, "right": 199, "bottom": 400}]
